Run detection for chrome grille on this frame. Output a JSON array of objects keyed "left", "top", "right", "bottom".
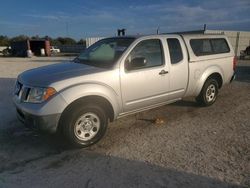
[
  {"left": 15, "top": 82, "right": 30, "bottom": 102},
  {"left": 14, "top": 81, "right": 22, "bottom": 95}
]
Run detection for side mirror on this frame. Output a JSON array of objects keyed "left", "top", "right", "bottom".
[{"left": 130, "top": 57, "right": 147, "bottom": 69}]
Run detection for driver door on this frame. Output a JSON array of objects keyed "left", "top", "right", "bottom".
[{"left": 120, "top": 39, "right": 170, "bottom": 112}]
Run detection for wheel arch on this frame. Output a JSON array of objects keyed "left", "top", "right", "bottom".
[
  {"left": 206, "top": 73, "right": 223, "bottom": 88},
  {"left": 195, "top": 66, "right": 224, "bottom": 96},
  {"left": 60, "top": 95, "right": 115, "bottom": 123},
  {"left": 58, "top": 82, "right": 121, "bottom": 118},
  {"left": 58, "top": 95, "right": 112, "bottom": 147}
]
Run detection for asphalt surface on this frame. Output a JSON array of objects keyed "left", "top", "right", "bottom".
[{"left": 0, "top": 57, "right": 249, "bottom": 188}]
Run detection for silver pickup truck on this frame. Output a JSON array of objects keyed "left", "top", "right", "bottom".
[{"left": 13, "top": 34, "right": 236, "bottom": 147}]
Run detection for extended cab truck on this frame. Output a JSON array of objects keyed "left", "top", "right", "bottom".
[{"left": 13, "top": 34, "right": 236, "bottom": 147}]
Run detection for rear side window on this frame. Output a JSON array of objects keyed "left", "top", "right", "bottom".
[
  {"left": 167, "top": 38, "right": 183, "bottom": 64},
  {"left": 211, "top": 39, "right": 230, "bottom": 54},
  {"left": 190, "top": 38, "right": 230, "bottom": 56}
]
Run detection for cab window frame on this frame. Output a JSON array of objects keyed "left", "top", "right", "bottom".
[
  {"left": 125, "top": 39, "right": 165, "bottom": 72},
  {"left": 166, "top": 38, "right": 184, "bottom": 64}
]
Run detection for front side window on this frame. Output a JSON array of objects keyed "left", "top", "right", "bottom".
[
  {"left": 167, "top": 38, "right": 183, "bottom": 64},
  {"left": 125, "top": 39, "right": 164, "bottom": 70},
  {"left": 75, "top": 37, "right": 135, "bottom": 68}
]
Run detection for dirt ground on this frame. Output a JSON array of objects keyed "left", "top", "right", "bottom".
[{"left": 0, "top": 57, "right": 249, "bottom": 188}]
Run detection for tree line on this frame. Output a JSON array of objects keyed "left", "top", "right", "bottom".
[{"left": 0, "top": 35, "right": 86, "bottom": 46}]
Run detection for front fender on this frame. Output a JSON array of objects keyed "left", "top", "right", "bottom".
[
  {"left": 194, "top": 65, "right": 224, "bottom": 96},
  {"left": 59, "top": 83, "right": 121, "bottom": 119}
]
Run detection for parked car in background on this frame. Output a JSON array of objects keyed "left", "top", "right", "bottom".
[
  {"left": 50, "top": 46, "right": 60, "bottom": 54},
  {"left": 0, "top": 46, "right": 11, "bottom": 56},
  {"left": 13, "top": 34, "right": 236, "bottom": 147},
  {"left": 0, "top": 46, "right": 6, "bottom": 55}
]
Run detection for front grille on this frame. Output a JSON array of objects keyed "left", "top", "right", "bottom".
[
  {"left": 14, "top": 81, "right": 22, "bottom": 95},
  {"left": 21, "top": 87, "right": 30, "bottom": 101},
  {"left": 15, "top": 81, "right": 30, "bottom": 102}
]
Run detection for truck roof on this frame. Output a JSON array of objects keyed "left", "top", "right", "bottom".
[
  {"left": 107, "top": 33, "right": 228, "bottom": 41},
  {"left": 105, "top": 34, "right": 233, "bottom": 62}
]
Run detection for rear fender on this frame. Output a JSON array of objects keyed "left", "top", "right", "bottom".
[{"left": 194, "top": 66, "right": 224, "bottom": 96}]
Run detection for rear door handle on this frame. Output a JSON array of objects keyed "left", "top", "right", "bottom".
[{"left": 159, "top": 70, "right": 168, "bottom": 75}]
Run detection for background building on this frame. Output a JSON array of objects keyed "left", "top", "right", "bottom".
[
  {"left": 86, "top": 37, "right": 104, "bottom": 48},
  {"left": 11, "top": 39, "right": 51, "bottom": 57}
]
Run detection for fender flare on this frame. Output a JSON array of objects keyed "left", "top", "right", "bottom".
[
  {"left": 194, "top": 65, "right": 224, "bottom": 96},
  {"left": 59, "top": 83, "right": 121, "bottom": 119}
]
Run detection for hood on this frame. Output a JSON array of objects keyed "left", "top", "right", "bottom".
[{"left": 18, "top": 62, "right": 105, "bottom": 86}]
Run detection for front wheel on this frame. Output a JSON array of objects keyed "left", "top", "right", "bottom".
[
  {"left": 60, "top": 103, "right": 108, "bottom": 148},
  {"left": 196, "top": 78, "right": 219, "bottom": 106}
]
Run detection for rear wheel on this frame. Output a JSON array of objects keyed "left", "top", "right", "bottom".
[
  {"left": 196, "top": 78, "right": 219, "bottom": 106},
  {"left": 60, "top": 103, "right": 108, "bottom": 147}
]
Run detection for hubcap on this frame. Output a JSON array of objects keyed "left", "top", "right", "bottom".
[
  {"left": 206, "top": 84, "right": 216, "bottom": 102},
  {"left": 74, "top": 112, "right": 100, "bottom": 141}
]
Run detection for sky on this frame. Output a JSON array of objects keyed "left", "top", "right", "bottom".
[{"left": 0, "top": 0, "right": 250, "bottom": 39}]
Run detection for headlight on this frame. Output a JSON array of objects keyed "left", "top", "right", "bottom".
[{"left": 27, "top": 87, "right": 56, "bottom": 103}]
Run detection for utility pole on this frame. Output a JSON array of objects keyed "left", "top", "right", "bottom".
[
  {"left": 66, "top": 22, "right": 69, "bottom": 37},
  {"left": 203, "top": 24, "right": 207, "bottom": 32},
  {"left": 157, "top": 27, "right": 160, "bottom": 34}
]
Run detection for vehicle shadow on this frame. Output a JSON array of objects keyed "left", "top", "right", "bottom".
[
  {"left": 170, "top": 99, "right": 199, "bottom": 108},
  {"left": 1, "top": 153, "right": 246, "bottom": 188}
]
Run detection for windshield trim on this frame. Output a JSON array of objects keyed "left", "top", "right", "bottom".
[{"left": 74, "top": 37, "right": 136, "bottom": 68}]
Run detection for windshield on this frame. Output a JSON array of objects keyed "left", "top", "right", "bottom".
[{"left": 74, "top": 37, "right": 135, "bottom": 68}]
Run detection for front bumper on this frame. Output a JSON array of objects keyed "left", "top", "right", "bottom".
[
  {"left": 13, "top": 91, "right": 68, "bottom": 133},
  {"left": 16, "top": 107, "right": 60, "bottom": 133}
]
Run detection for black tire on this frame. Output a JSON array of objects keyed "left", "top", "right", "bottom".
[
  {"left": 60, "top": 102, "right": 108, "bottom": 148},
  {"left": 196, "top": 78, "right": 219, "bottom": 107}
]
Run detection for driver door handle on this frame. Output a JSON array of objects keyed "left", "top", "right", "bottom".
[{"left": 159, "top": 70, "right": 168, "bottom": 75}]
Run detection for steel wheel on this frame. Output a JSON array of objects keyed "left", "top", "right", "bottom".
[
  {"left": 60, "top": 102, "right": 108, "bottom": 148},
  {"left": 206, "top": 84, "right": 216, "bottom": 102},
  {"left": 74, "top": 112, "right": 101, "bottom": 141},
  {"left": 196, "top": 78, "right": 219, "bottom": 106}
]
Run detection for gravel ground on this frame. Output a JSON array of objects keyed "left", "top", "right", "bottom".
[{"left": 0, "top": 57, "right": 249, "bottom": 188}]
